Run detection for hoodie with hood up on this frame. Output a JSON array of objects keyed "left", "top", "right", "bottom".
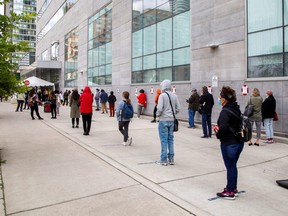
[{"left": 80, "top": 86, "right": 93, "bottom": 114}]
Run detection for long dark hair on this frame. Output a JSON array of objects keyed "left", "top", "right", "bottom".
[
  {"left": 122, "top": 91, "right": 131, "bottom": 105},
  {"left": 72, "top": 89, "right": 80, "bottom": 100}
]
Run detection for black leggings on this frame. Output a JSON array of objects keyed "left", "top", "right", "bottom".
[
  {"left": 72, "top": 118, "right": 79, "bottom": 126},
  {"left": 50, "top": 103, "right": 57, "bottom": 118},
  {"left": 118, "top": 121, "right": 130, "bottom": 142},
  {"left": 30, "top": 104, "right": 41, "bottom": 119},
  {"left": 82, "top": 115, "right": 92, "bottom": 134}
]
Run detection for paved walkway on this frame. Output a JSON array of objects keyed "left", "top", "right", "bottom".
[{"left": 0, "top": 101, "right": 287, "bottom": 216}]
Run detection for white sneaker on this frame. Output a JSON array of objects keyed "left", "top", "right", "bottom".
[
  {"left": 128, "top": 137, "right": 132, "bottom": 146},
  {"left": 122, "top": 141, "right": 127, "bottom": 146}
]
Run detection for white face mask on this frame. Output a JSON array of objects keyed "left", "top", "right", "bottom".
[{"left": 266, "top": 94, "right": 269, "bottom": 98}]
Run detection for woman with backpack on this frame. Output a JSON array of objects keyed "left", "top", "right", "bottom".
[
  {"left": 116, "top": 91, "right": 134, "bottom": 146},
  {"left": 214, "top": 86, "right": 244, "bottom": 200}
]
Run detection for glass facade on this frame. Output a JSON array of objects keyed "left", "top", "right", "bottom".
[
  {"left": 87, "top": 3, "right": 112, "bottom": 85},
  {"left": 64, "top": 28, "right": 79, "bottom": 87},
  {"left": 132, "top": 0, "right": 190, "bottom": 83},
  {"left": 247, "top": 0, "right": 288, "bottom": 77}
]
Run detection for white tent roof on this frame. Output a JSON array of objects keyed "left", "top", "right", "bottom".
[{"left": 24, "top": 76, "right": 55, "bottom": 87}]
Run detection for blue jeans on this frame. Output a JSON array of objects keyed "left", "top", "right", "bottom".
[
  {"left": 221, "top": 143, "right": 244, "bottom": 192},
  {"left": 188, "top": 109, "right": 196, "bottom": 127},
  {"left": 202, "top": 113, "right": 212, "bottom": 137},
  {"left": 263, "top": 118, "right": 273, "bottom": 139},
  {"left": 158, "top": 121, "right": 174, "bottom": 162}
]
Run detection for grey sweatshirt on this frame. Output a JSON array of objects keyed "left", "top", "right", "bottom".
[{"left": 157, "top": 91, "right": 180, "bottom": 121}]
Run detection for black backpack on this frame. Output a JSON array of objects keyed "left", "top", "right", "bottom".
[
  {"left": 121, "top": 101, "right": 134, "bottom": 119},
  {"left": 223, "top": 108, "right": 252, "bottom": 143}
]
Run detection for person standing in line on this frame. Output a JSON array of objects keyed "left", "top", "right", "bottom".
[
  {"left": 262, "top": 90, "right": 276, "bottom": 144},
  {"left": 28, "top": 88, "right": 43, "bottom": 120},
  {"left": 15, "top": 92, "right": 25, "bottom": 112},
  {"left": 48, "top": 90, "right": 57, "bottom": 119},
  {"left": 156, "top": 80, "right": 180, "bottom": 166},
  {"left": 137, "top": 89, "right": 147, "bottom": 119},
  {"left": 54, "top": 90, "right": 61, "bottom": 116},
  {"left": 247, "top": 88, "right": 263, "bottom": 146},
  {"left": 186, "top": 88, "right": 200, "bottom": 128},
  {"left": 214, "top": 86, "right": 244, "bottom": 200},
  {"left": 199, "top": 86, "right": 214, "bottom": 138},
  {"left": 63, "top": 90, "right": 69, "bottom": 106},
  {"left": 79, "top": 86, "right": 93, "bottom": 135},
  {"left": 99, "top": 89, "right": 108, "bottom": 114},
  {"left": 108, "top": 91, "right": 117, "bottom": 117},
  {"left": 23, "top": 91, "right": 29, "bottom": 110},
  {"left": 116, "top": 91, "right": 133, "bottom": 146},
  {"left": 70, "top": 89, "right": 80, "bottom": 128},
  {"left": 94, "top": 88, "right": 100, "bottom": 111},
  {"left": 151, "top": 88, "right": 161, "bottom": 123},
  {"left": 59, "top": 91, "right": 64, "bottom": 105}
]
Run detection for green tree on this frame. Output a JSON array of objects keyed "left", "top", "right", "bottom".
[{"left": 0, "top": 0, "right": 35, "bottom": 96}]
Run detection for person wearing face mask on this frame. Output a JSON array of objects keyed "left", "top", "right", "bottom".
[
  {"left": 261, "top": 90, "right": 276, "bottom": 144},
  {"left": 214, "top": 86, "right": 244, "bottom": 200}
]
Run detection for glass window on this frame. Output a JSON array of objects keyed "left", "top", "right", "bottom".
[
  {"left": 106, "top": 42, "right": 112, "bottom": 64},
  {"left": 285, "top": 54, "right": 288, "bottom": 76},
  {"left": 173, "top": 65, "right": 190, "bottom": 81},
  {"left": 99, "top": 45, "right": 106, "bottom": 66},
  {"left": 133, "top": 30, "right": 143, "bottom": 57},
  {"left": 157, "top": 19, "right": 172, "bottom": 52},
  {"left": 157, "top": 2, "right": 172, "bottom": 22},
  {"left": 173, "top": 47, "right": 190, "bottom": 66},
  {"left": 157, "top": 51, "right": 172, "bottom": 68},
  {"left": 248, "top": 55, "right": 283, "bottom": 78},
  {"left": 88, "top": 50, "right": 93, "bottom": 68},
  {"left": 172, "top": 0, "right": 190, "bottom": 15},
  {"left": 133, "top": 15, "right": 144, "bottom": 32},
  {"left": 285, "top": 27, "right": 288, "bottom": 52},
  {"left": 133, "top": 57, "right": 143, "bottom": 71},
  {"left": 248, "top": 0, "right": 282, "bottom": 33},
  {"left": 157, "top": 0, "right": 168, "bottom": 6},
  {"left": 144, "top": 0, "right": 156, "bottom": 11},
  {"left": 143, "top": 69, "right": 156, "bottom": 83},
  {"left": 144, "top": 9, "right": 157, "bottom": 27},
  {"left": 132, "top": 71, "right": 143, "bottom": 83},
  {"left": 285, "top": 0, "right": 288, "bottom": 25},
  {"left": 143, "top": 54, "right": 156, "bottom": 70},
  {"left": 106, "top": 64, "right": 112, "bottom": 75},
  {"left": 143, "top": 25, "right": 156, "bottom": 55},
  {"left": 99, "top": 65, "right": 106, "bottom": 76},
  {"left": 133, "top": 0, "right": 143, "bottom": 18},
  {"left": 173, "top": 11, "right": 190, "bottom": 49},
  {"left": 248, "top": 28, "right": 283, "bottom": 56},
  {"left": 157, "top": 67, "right": 172, "bottom": 82}
]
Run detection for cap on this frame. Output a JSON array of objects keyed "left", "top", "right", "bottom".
[{"left": 266, "top": 90, "right": 273, "bottom": 95}]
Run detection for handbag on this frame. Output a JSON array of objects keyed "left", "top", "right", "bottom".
[
  {"left": 273, "top": 112, "right": 278, "bottom": 121},
  {"left": 165, "top": 92, "right": 178, "bottom": 132},
  {"left": 244, "top": 97, "right": 254, "bottom": 117}
]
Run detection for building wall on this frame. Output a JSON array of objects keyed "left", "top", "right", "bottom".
[{"left": 36, "top": 0, "right": 288, "bottom": 135}]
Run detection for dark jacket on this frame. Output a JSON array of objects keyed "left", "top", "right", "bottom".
[
  {"left": 80, "top": 86, "right": 93, "bottom": 115},
  {"left": 187, "top": 92, "right": 200, "bottom": 111},
  {"left": 199, "top": 93, "right": 214, "bottom": 114},
  {"left": 216, "top": 102, "right": 243, "bottom": 145},
  {"left": 108, "top": 94, "right": 117, "bottom": 104},
  {"left": 100, "top": 91, "right": 108, "bottom": 103},
  {"left": 262, "top": 95, "right": 276, "bottom": 119}
]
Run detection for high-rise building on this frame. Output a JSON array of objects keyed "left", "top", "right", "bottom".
[
  {"left": 26, "top": 0, "right": 288, "bottom": 134},
  {"left": 5, "top": 0, "right": 37, "bottom": 72}
]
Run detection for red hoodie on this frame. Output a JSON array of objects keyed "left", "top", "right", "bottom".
[
  {"left": 137, "top": 92, "right": 147, "bottom": 107},
  {"left": 80, "top": 86, "right": 93, "bottom": 114}
]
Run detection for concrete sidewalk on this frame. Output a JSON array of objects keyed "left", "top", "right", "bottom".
[{"left": 0, "top": 101, "right": 287, "bottom": 216}]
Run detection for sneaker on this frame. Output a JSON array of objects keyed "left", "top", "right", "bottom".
[
  {"left": 128, "top": 137, "right": 132, "bottom": 146},
  {"left": 151, "top": 119, "right": 156, "bottom": 123},
  {"left": 216, "top": 189, "right": 235, "bottom": 200},
  {"left": 156, "top": 161, "right": 168, "bottom": 166},
  {"left": 122, "top": 141, "right": 127, "bottom": 146},
  {"left": 169, "top": 158, "right": 174, "bottom": 165},
  {"left": 234, "top": 189, "right": 239, "bottom": 197}
]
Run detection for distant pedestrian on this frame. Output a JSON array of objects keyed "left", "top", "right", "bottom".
[
  {"left": 186, "top": 88, "right": 200, "bottom": 128},
  {"left": 151, "top": 89, "right": 161, "bottom": 123},
  {"left": 15, "top": 93, "right": 25, "bottom": 112},
  {"left": 63, "top": 90, "right": 69, "bottom": 106},
  {"left": 116, "top": 91, "right": 133, "bottom": 146},
  {"left": 247, "top": 88, "right": 263, "bottom": 146},
  {"left": 70, "top": 89, "right": 80, "bottom": 128},
  {"left": 108, "top": 91, "right": 117, "bottom": 117},
  {"left": 79, "top": 86, "right": 93, "bottom": 135},
  {"left": 23, "top": 91, "right": 29, "bottom": 109},
  {"left": 199, "top": 86, "right": 214, "bottom": 138},
  {"left": 94, "top": 88, "right": 100, "bottom": 111},
  {"left": 28, "top": 88, "right": 43, "bottom": 120},
  {"left": 99, "top": 89, "right": 108, "bottom": 114},
  {"left": 48, "top": 90, "right": 57, "bottom": 119},
  {"left": 54, "top": 90, "right": 61, "bottom": 115},
  {"left": 262, "top": 90, "right": 276, "bottom": 144},
  {"left": 156, "top": 80, "right": 180, "bottom": 166},
  {"left": 215, "top": 86, "right": 244, "bottom": 200},
  {"left": 137, "top": 89, "right": 147, "bottom": 118}
]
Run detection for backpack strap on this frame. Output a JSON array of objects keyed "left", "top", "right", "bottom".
[{"left": 222, "top": 108, "right": 242, "bottom": 136}]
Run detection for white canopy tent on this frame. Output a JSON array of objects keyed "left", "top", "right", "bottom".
[{"left": 24, "top": 76, "right": 55, "bottom": 88}]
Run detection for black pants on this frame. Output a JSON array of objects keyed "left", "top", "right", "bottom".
[
  {"left": 72, "top": 118, "right": 79, "bottom": 126},
  {"left": 50, "top": 103, "right": 57, "bottom": 118},
  {"left": 16, "top": 100, "right": 24, "bottom": 111},
  {"left": 118, "top": 121, "right": 130, "bottom": 142},
  {"left": 30, "top": 104, "right": 42, "bottom": 119},
  {"left": 82, "top": 114, "right": 92, "bottom": 134},
  {"left": 153, "top": 105, "right": 157, "bottom": 119}
]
